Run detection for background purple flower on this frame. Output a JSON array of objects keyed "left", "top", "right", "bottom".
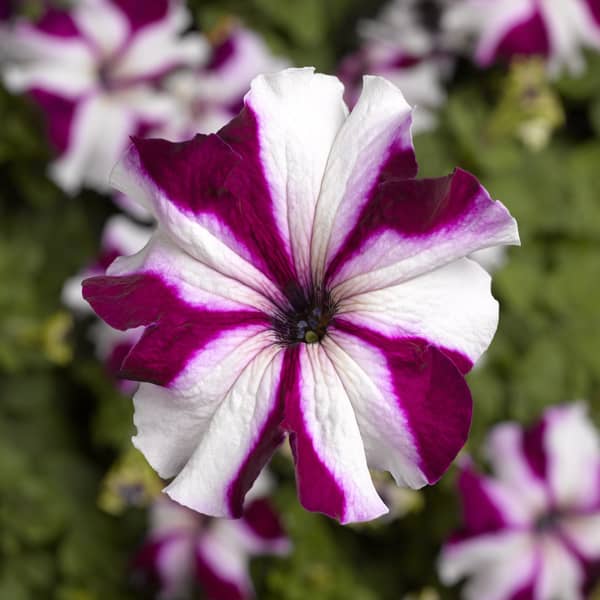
[{"left": 439, "top": 403, "right": 600, "bottom": 599}]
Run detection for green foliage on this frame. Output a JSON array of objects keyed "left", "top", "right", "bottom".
[{"left": 2, "top": 1, "right": 600, "bottom": 598}]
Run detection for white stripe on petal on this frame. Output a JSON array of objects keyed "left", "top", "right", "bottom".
[
  {"left": 246, "top": 67, "right": 347, "bottom": 287},
  {"left": 163, "top": 345, "right": 283, "bottom": 517},
  {"left": 336, "top": 258, "right": 498, "bottom": 369}
]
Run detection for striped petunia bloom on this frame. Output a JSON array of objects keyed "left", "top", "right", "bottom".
[
  {"left": 133, "top": 484, "right": 290, "bottom": 599},
  {"left": 83, "top": 68, "right": 519, "bottom": 524},
  {"left": 444, "top": 0, "right": 600, "bottom": 75},
  {"left": 439, "top": 403, "right": 600, "bottom": 599},
  {"left": 0, "top": 0, "right": 206, "bottom": 192}
]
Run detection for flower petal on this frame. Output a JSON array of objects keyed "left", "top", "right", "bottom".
[
  {"left": 326, "top": 168, "right": 519, "bottom": 297},
  {"left": 195, "top": 529, "right": 251, "bottom": 600},
  {"left": 540, "top": 403, "right": 600, "bottom": 510},
  {"left": 281, "top": 345, "right": 388, "bottom": 524},
  {"left": 164, "top": 345, "right": 285, "bottom": 518},
  {"left": 311, "top": 75, "right": 416, "bottom": 283},
  {"left": 72, "top": 0, "right": 129, "bottom": 56},
  {"left": 536, "top": 536, "right": 585, "bottom": 600},
  {"left": 336, "top": 257, "right": 498, "bottom": 372},
  {"left": 456, "top": 464, "right": 531, "bottom": 535},
  {"left": 240, "top": 499, "right": 290, "bottom": 555},
  {"left": 50, "top": 95, "right": 134, "bottom": 192},
  {"left": 132, "top": 533, "right": 194, "bottom": 598},
  {"left": 438, "top": 531, "right": 537, "bottom": 600},
  {"left": 113, "top": 5, "right": 206, "bottom": 81},
  {"left": 484, "top": 423, "right": 550, "bottom": 518},
  {"left": 561, "top": 513, "right": 600, "bottom": 561},
  {"left": 111, "top": 0, "right": 170, "bottom": 31},
  {"left": 323, "top": 323, "right": 471, "bottom": 487}
]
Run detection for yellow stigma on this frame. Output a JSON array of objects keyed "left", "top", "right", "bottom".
[{"left": 304, "top": 330, "right": 319, "bottom": 344}]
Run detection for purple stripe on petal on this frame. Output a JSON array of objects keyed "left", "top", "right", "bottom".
[
  {"left": 226, "top": 400, "right": 285, "bottom": 518},
  {"left": 34, "top": 8, "right": 80, "bottom": 37},
  {"left": 522, "top": 418, "right": 548, "bottom": 482},
  {"left": 326, "top": 168, "right": 486, "bottom": 283},
  {"left": 83, "top": 273, "right": 268, "bottom": 386},
  {"left": 242, "top": 498, "right": 286, "bottom": 542},
  {"left": 207, "top": 35, "right": 236, "bottom": 71},
  {"left": 281, "top": 347, "right": 347, "bottom": 521},
  {"left": 509, "top": 577, "right": 537, "bottom": 600},
  {"left": 131, "top": 534, "right": 178, "bottom": 591},
  {"left": 584, "top": 0, "right": 600, "bottom": 27},
  {"left": 195, "top": 548, "right": 246, "bottom": 600},
  {"left": 106, "top": 339, "right": 134, "bottom": 378},
  {"left": 458, "top": 466, "right": 509, "bottom": 536},
  {"left": 334, "top": 319, "right": 472, "bottom": 484},
  {"left": 131, "top": 112, "right": 296, "bottom": 289},
  {"left": 111, "top": 0, "right": 169, "bottom": 31},
  {"left": 30, "top": 89, "right": 77, "bottom": 155},
  {"left": 495, "top": 9, "right": 550, "bottom": 62}
]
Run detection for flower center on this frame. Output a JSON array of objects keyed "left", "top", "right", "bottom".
[
  {"left": 272, "top": 286, "right": 336, "bottom": 346},
  {"left": 417, "top": 0, "right": 441, "bottom": 32},
  {"left": 534, "top": 509, "right": 562, "bottom": 533}
]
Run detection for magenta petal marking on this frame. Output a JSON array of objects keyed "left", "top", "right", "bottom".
[
  {"left": 105, "top": 339, "right": 134, "bottom": 378},
  {"left": 280, "top": 347, "right": 347, "bottom": 521},
  {"left": 494, "top": 9, "right": 550, "bottom": 62},
  {"left": 334, "top": 319, "right": 472, "bottom": 484},
  {"left": 131, "top": 534, "right": 178, "bottom": 591},
  {"left": 585, "top": 0, "right": 600, "bottom": 27},
  {"left": 195, "top": 548, "right": 246, "bottom": 600},
  {"left": 83, "top": 273, "right": 268, "bottom": 386},
  {"left": 458, "top": 467, "right": 509, "bottom": 535},
  {"left": 226, "top": 400, "right": 285, "bottom": 518},
  {"left": 111, "top": 0, "right": 169, "bottom": 31},
  {"left": 326, "top": 168, "right": 486, "bottom": 283},
  {"left": 242, "top": 499, "right": 287, "bottom": 542},
  {"left": 34, "top": 8, "right": 80, "bottom": 37},
  {"left": 30, "top": 89, "right": 77, "bottom": 155},
  {"left": 131, "top": 109, "right": 296, "bottom": 288},
  {"left": 521, "top": 418, "right": 548, "bottom": 482}
]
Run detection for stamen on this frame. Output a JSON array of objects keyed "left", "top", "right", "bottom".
[{"left": 272, "top": 285, "right": 337, "bottom": 346}]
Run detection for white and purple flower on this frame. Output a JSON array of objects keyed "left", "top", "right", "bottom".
[
  {"left": 83, "top": 68, "right": 519, "bottom": 524},
  {"left": 439, "top": 403, "right": 600, "bottom": 599},
  {"left": 0, "top": 0, "right": 206, "bottom": 192},
  {"left": 444, "top": 0, "right": 600, "bottom": 74},
  {"left": 133, "top": 492, "right": 290, "bottom": 599}
]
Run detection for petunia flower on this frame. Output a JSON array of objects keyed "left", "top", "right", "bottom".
[
  {"left": 439, "top": 403, "right": 600, "bottom": 599},
  {"left": 132, "top": 476, "right": 290, "bottom": 600},
  {"left": 83, "top": 67, "right": 519, "bottom": 524},
  {"left": 443, "top": 0, "right": 600, "bottom": 75},
  {"left": 0, "top": 0, "right": 206, "bottom": 192},
  {"left": 63, "top": 214, "right": 150, "bottom": 391}
]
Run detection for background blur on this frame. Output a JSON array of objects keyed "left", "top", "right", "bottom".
[{"left": 1, "top": 0, "right": 600, "bottom": 599}]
